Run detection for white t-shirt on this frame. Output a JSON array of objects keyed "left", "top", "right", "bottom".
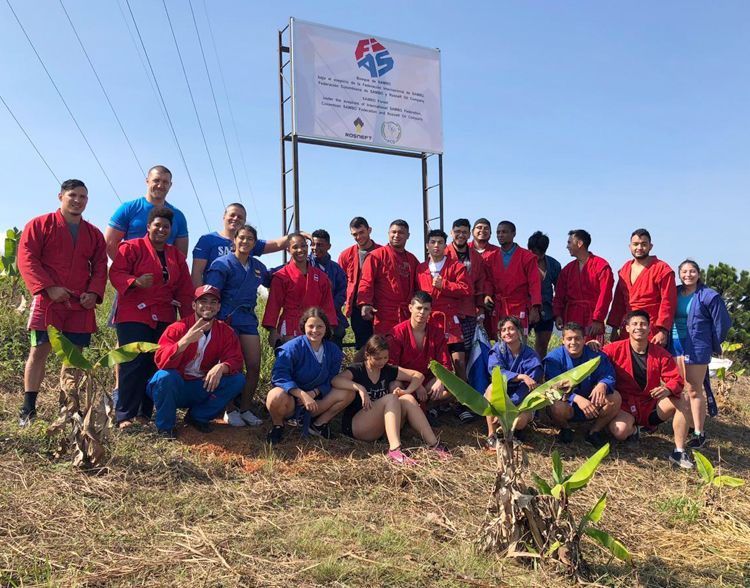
[
  {"left": 429, "top": 257, "right": 447, "bottom": 278},
  {"left": 185, "top": 331, "right": 212, "bottom": 378}
]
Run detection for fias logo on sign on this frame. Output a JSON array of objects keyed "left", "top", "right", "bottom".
[{"left": 355, "top": 38, "right": 394, "bottom": 78}]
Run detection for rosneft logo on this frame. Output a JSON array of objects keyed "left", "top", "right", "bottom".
[
  {"left": 345, "top": 117, "right": 372, "bottom": 141},
  {"left": 355, "top": 38, "right": 394, "bottom": 78}
]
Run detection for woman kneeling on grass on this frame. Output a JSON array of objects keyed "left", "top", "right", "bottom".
[
  {"left": 484, "top": 315, "right": 543, "bottom": 449},
  {"left": 331, "top": 335, "right": 451, "bottom": 465},
  {"left": 265, "top": 307, "right": 352, "bottom": 445}
]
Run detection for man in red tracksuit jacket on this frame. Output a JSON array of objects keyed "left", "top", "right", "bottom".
[
  {"left": 147, "top": 285, "right": 245, "bottom": 438},
  {"left": 603, "top": 309, "right": 693, "bottom": 469},
  {"left": 17, "top": 179, "right": 108, "bottom": 427},
  {"left": 357, "top": 219, "right": 420, "bottom": 336}
]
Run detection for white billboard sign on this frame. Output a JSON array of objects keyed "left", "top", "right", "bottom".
[{"left": 290, "top": 19, "right": 443, "bottom": 154}]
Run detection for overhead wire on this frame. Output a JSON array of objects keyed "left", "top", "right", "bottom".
[
  {"left": 187, "top": 0, "right": 243, "bottom": 207},
  {"left": 0, "top": 92, "right": 60, "bottom": 184},
  {"left": 57, "top": 0, "right": 145, "bottom": 177},
  {"left": 123, "top": 0, "right": 210, "bottom": 231},
  {"left": 161, "top": 0, "right": 227, "bottom": 210},
  {"left": 4, "top": 0, "right": 122, "bottom": 202},
  {"left": 200, "top": 0, "right": 265, "bottom": 236}
]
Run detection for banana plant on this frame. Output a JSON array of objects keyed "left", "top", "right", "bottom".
[
  {"left": 693, "top": 451, "right": 744, "bottom": 488},
  {"left": 45, "top": 326, "right": 159, "bottom": 468},
  {"left": 430, "top": 356, "right": 602, "bottom": 439},
  {"left": 534, "top": 446, "right": 632, "bottom": 565}
]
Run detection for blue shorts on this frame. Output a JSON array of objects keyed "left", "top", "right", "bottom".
[
  {"left": 531, "top": 318, "right": 554, "bottom": 334},
  {"left": 669, "top": 336, "right": 686, "bottom": 358},
  {"left": 31, "top": 329, "right": 91, "bottom": 347},
  {"left": 570, "top": 403, "right": 594, "bottom": 423},
  {"left": 232, "top": 324, "right": 259, "bottom": 337}
]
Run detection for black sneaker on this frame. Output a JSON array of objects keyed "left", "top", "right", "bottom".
[
  {"left": 625, "top": 427, "right": 640, "bottom": 449},
  {"left": 669, "top": 449, "right": 695, "bottom": 469},
  {"left": 19, "top": 409, "right": 36, "bottom": 429},
  {"left": 457, "top": 409, "right": 475, "bottom": 424},
  {"left": 266, "top": 425, "right": 284, "bottom": 445},
  {"left": 158, "top": 427, "right": 178, "bottom": 440},
  {"left": 185, "top": 411, "right": 212, "bottom": 434},
  {"left": 687, "top": 433, "right": 706, "bottom": 448},
  {"left": 485, "top": 434, "right": 498, "bottom": 451},
  {"left": 585, "top": 430, "right": 605, "bottom": 449},
  {"left": 558, "top": 428, "right": 573, "bottom": 444},
  {"left": 309, "top": 421, "right": 336, "bottom": 440},
  {"left": 426, "top": 408, "right": 440, "bottom": 427}
]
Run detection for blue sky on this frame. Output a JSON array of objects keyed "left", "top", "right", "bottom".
[{"left": 1, "top": 1, "right": 747, "bottom": 274}]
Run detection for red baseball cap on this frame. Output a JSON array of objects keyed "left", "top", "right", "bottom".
[{"left": 194, "top": 285, "right": 221, "bottom": 301}]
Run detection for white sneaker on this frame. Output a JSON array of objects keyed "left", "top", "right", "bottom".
[
  {"left": 240, "top": 409, "right": 264, "bottom": 426},
  {"left": 223, "top": 410, "right": 246, "bottom": 427}
]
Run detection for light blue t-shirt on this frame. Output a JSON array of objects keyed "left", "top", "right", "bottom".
[
  {"left": 672, "top": 292, "right": 694, "bottom": 341},
  {"left": 108, "top": 197, "right": 188, "bottom": 244}
]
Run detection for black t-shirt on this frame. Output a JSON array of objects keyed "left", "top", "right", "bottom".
[
  {"left": 454, "top": 246, "right": 471, "bottom": 273},
  {"left": 630, "top": 344, "right": 648, "bottom": 390},
  {"left": 341, "top": 362, "right": 400, "bottom": 435},
  {"left": 155, "top": 249, "right": 169, "bottom": 283}
]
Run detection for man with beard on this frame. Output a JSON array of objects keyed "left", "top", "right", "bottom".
[
  {"left": 147, "top": 285, "right": 245, "bottom": 439},
  {"left": 446, "top": 218, "right": 487, "bottom": 378},
  {"left": 338, "top": 217, "right": 381, "bottom": 349},
  {"left": 357, "top": 219, "right": 420, "bottom": 335},
  {"left": 17, "top": 179, "right": 108, "bottom": 427},
  {"left": 607, "top": 229, "right": 677, "bottom": 345}
]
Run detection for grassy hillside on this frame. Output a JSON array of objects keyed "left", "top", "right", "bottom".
[{"left": 0, "top": 281, "right": 748, "bottom": 587}]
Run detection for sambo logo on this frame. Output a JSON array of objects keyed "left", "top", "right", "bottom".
[{"left": 355, "top": 38, "right": 394, "bottom": 78}]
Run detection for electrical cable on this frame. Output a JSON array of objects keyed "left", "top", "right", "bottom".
[
  {"left": 0, "top": 92, "right": 60, "bottom": 184},
  {"left": 4, "top": 0, "right": 122, "bottom": 201},
  {"left": 124, "top": 0, "right": 210, "bottom": 231}
]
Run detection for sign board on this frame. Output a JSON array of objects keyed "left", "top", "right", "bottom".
[{"left": 290, "top": 19, "right": 443, "bottom": 154}]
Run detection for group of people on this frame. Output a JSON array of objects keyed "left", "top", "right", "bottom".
[{"left": 16, "top": 166, "right": 733, "bottom": 468}]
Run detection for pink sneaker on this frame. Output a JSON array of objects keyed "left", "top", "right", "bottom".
[
  {"left": 387, "top": 447, "right": 418, "bottom": 466},
  {"left": 429, "top": 444, "right": 452, "bottom": 460}
]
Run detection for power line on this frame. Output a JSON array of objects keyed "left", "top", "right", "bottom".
[
  {"left": 57, "top": 0, "right": 145, "bottom": 177},
  {"left": 115, "top": 0, "right": 177, "bottom": 146},
  {"left": 161, "top": 0, "right": 226, "bottom": 210},
  {"left": 187, "top": 0, "right": 242, "bottom": 206},
  {"left": 124, "top": 0, "right": 210, "bottom": 231},
  {"left": 200, "top": 0, "right": 264, "bottom": 236},
  {"left": 4, "top": 0, "right": 122, "bottom": 202},
  {"left": 0, "top": 92, "right": 60, "bottom": 184}
]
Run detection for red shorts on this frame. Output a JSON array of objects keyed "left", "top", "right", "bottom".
[
  {"left": 624, "top": 395, "right": 659, "bottom": 429},
  {"left": 27, "top": 295, "right": 97, "bottom": 334}
]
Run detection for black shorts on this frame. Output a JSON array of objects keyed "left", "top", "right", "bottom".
[
  {"left": 448, "top": 342, "right": 466, "bottom": 354},
  {"left": 530, "top": 318, "right": 554, "bottom": 334},
  {"left": 648, "top": 407, "right": 666, "bottom": 428}
]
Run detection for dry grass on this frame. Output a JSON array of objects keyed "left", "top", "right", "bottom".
[{"left": 1, "top": 370, "right": 749, "bottom": 587}]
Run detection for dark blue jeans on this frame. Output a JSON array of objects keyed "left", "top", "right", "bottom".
[{"left": 115, "top": 321, "right": 169, "bottom": 423}]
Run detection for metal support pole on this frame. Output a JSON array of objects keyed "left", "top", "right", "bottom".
[
  {"left": 421, "top": 153, "right": 429, "bottom": 258},
  {"left": 278, "top": 29, "right": 288, "bottom": 262},
  {"left": 292, "top": 135, "right": 300, "bottom": 232},
  {"left": 438, "top": 154, "right": 444, "bottom": 231}
]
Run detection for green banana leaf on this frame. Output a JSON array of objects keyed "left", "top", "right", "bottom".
[
  {"left": 533, "top": 356, "right": 601, "bottom": 399},
  {"left": 47, "top": 326, "right": 93, "bottom": 371},
  {"left": 585, "top": 527, "right": 632, "bottom": 565},
  {"left": 94, "top": 342, "right": 160, "bottom": 368},
  {"left": 552, "top": 443, "right": 610, "bottom": 498},
  {"left": 489, "top": 367, "right": 517, "bottom": 432},
  {"left": 429, "top": 361, "right": 492, "bottom": 417},
  {"left": 692, "top": 451, "right": 714, "bottom": 484},
  {"left": 552, "top": 451, "right": 564, "bottom": 485},
  {"left": 515, "top": 390, "right": 553, "bottom": 413},
  {"left": 532, "top": 473, "right": 552, "bottom": 495},
  {"left": 578, "top": 492, "right": 607, "bottom": 534},
  {"left": 713, "top": 476, "right": 744, "bottom": 488}
]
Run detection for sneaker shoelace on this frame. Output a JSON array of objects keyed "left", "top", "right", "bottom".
[{"left": 387, "top": 448, "right": 417, "bottom": 466}]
